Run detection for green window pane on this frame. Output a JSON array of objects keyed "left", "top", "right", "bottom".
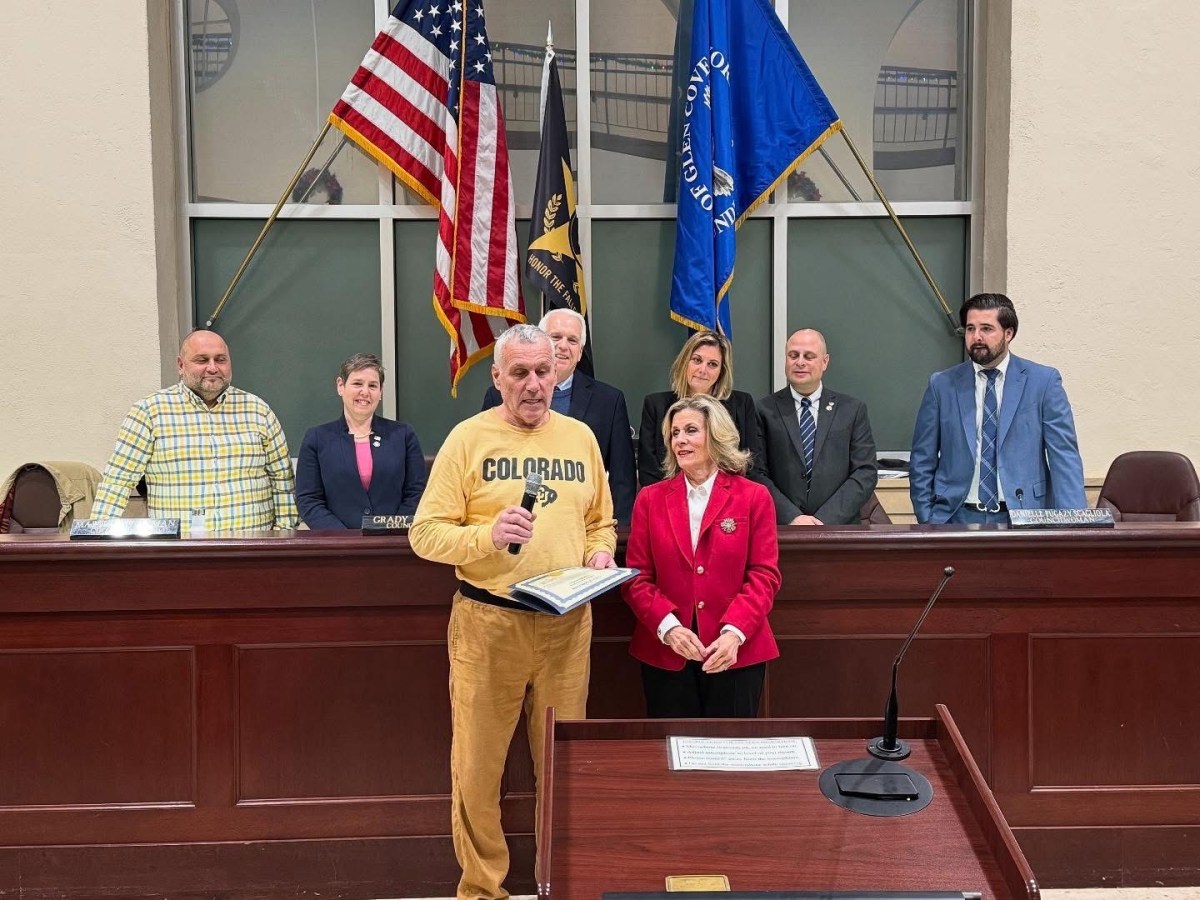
[
  {"left": 393, "top": 220, "right": 501, "bottom": 450},
  {"left": 590, "top": 218, "right": 772, "bottom": 436},
  {"left": 394, "top": 218, "right": 575, "bottom": 449},
  {"left": 396, "top": 218, "right": 770, "bottom": 451},
  {"left": 786, "top": 216, "right": 966, "bottom": 450},
  {"left": 192, "top": 219, "right": 382, "bottom": 451}
]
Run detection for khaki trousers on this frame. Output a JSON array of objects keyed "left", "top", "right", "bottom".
[{"left": 447, "top": 592, "right": 592, "bottom": 900}]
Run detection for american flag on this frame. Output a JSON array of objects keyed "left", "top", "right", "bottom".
[{"left": 329, "top": 0, "right": 524, "bottom": 393}]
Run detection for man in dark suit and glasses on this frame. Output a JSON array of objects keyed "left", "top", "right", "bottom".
[
  {"left": 483, "top": 308, "right": 637, "bottom": 524},
  {"left": 757, "top": 329, "right": 878, "bottom": 525}
]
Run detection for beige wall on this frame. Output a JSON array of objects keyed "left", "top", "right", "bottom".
[
  {"left": 1002, "top": 0, "right": 1200, "bottom": 476},
  {"left": 0, "top": 2, "right": 179, "bottom": 482},
  {"left": 3, "top": 1, "right": 1198, "bottom": 485}
]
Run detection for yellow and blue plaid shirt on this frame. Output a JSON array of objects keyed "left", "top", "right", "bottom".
[{"left": 91, "top": 382, "right": 298, "bottom": 530}]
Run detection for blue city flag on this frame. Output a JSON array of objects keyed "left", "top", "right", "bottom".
[{"left": 669, "top": 0, "right": 841, "bottom": 336}]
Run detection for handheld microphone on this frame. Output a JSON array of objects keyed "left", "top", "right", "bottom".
[
  {"left": 867, "top": 566, "right": 956, "bottom": 761},
  {"left": 507, "top": 472, "right": 543, "bottom": 555},
  {"left": 1015, "top": 488, "right": 1024, "bottom": 508}
]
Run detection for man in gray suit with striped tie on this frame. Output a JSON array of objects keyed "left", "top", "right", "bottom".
[{"left": 756, "top": 329, "right": 878, "bottom": 525}]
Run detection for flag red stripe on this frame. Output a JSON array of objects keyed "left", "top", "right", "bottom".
[
  {"left": 469, "top": 311, "right": 495, "bottom": 351},
  {"left": 373, "top": 31, "right": 449, "bottom": 107},
  {"left": 438, "top": 145, "right": 458, "bottom": 261},
  {"left": 353, "top": 66, "right": 446, "bottom": 154},
  {"left": 486, "top": 109, "right": 511, "bottom": 303},
  {"left": 453, "top": 90, "right": 481, "bottom": 303},
  {"left": 330, "top": 0, "right": 524, "bottom": 388},
  {"left": 333, "top": 104, "right": 441, "bottom": 199}
]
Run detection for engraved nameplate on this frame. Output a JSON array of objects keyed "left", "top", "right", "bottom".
[
  {"left": 69, "top": 518, "right": 181, "bottom": 540},
  {"left": 1008, "top": 508, "right": 1115, "bottom": 528},
  {"left": 361, "top": 515, "right": 413, "bottom": 535}
]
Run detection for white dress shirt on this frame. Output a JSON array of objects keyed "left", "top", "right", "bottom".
[
  {"left": 966, "top": 353, "right": 1010, "bottom": 505},
  {"left": 789, "top": 383, "right": 823, "bottom": 429},
  {"left": 656, "top": 470, "right": 746, "bottom": 646}
]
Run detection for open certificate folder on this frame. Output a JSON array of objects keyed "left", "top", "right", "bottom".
[{"left": 508, "top": 566, "right": 639, "bottom": 615}]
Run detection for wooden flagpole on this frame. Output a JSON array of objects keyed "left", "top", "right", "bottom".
[
  {"left": 837, "top": 128, "right": 961, "bottom": 334},
  {"left": 204, "top": 121, "right": 333, "bottom": 328}
]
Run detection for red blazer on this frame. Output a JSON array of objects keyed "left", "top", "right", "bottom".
[{"left": 622, "top": 470, "right": 781, "bottom": 671}]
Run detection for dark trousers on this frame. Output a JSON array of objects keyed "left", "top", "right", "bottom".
[{"left": 641, "top": 660, "right": 766, "bottom": 718}]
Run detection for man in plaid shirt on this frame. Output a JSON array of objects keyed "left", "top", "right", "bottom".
[{"left": 91, "top": 330, "right": 298, "bottom": 530}]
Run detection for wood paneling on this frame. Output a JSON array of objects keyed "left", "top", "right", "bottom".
[
  {"left": 0, "top": 648, "right": 192, "bottom": 806},
  {"left": 237, "top": 644, "right": 451, "bottom": 800},
  {"left": 0, "top": 836, "right": 527, "bottom": 899},
  {"left": 1029, "top": 636, "right": 1200, "bottom": 787},
  {"left": 1, "top": 524, "right": 1199, "bottom": 894},
  {"left": 1016, "top": 826, "right": 1200, "bottom": 888},
  {"left": 768, "top": 635, "right": 990, "bottom": 774}
]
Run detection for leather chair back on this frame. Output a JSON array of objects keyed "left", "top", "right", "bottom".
[
  {"left": 1097, "top": 451, "right": 1200, "bottom": 522},
  {"left": 7, "top": 465, "right": 61, "bottom": 532}
]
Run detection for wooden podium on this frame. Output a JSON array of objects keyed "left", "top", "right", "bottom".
[{"left": 538, "top": 705, "right": 1038, "bottom": 900}]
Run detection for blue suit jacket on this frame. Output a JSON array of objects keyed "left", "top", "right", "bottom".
[
  {"left": 482, "top": 370, "right": 636, "bottom": 524},
  {"left": 295, "top": 415, "right": 427, "bottom": 529},
  {"left": 909, "top": 355, "right": 1085, "bottom": 524}
]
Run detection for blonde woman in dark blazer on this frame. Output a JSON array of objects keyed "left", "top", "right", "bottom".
[{"left": 637, "top": 331, "right": 765, "bottom": 488}]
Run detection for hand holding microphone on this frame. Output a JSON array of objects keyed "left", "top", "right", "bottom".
[{"left": 492, "top": 473, "right": 543, "bottom": 553}]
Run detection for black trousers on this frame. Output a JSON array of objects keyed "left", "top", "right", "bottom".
[{"left": 641, "top": 660, "right": 766, "bottom": 718}]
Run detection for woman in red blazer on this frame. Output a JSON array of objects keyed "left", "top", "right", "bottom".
[{"left": 623, "top": 395, "right": 781, "bottom": 717}]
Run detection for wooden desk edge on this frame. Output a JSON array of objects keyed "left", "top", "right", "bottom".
[
  {"left": 538, "top": 707, "right": 557, "bottom": 899},
  {"left": 935, "top": 704, "right": 1040, "bottom": 900}
]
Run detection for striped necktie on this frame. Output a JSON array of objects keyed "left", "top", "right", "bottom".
[
  {"left": 799, "top": 396, "right": 816, "bottom": 479},
  {"left": 978, "top": 369, "right": 1000, "bottom": 509}
]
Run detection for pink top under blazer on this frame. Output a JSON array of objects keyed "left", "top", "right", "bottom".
[{"left": 622, "top": 469, "right": 781, "bottom": 671}]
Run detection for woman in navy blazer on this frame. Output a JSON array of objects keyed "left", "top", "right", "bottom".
[
  {"left": 623, "top": 395, "right": 781, "bottom": 718},
  {"left": 638, "top": 330, "right": 765, "bottom": 488},
  {"left": 296, "top": 353, "right": 427, "bottom": 529}
]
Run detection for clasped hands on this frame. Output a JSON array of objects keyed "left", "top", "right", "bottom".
[
  {"left": 490, "top": 506, "right": 615, "bottom": 568},
  {"left": 664, "top": 625, "right": 742, "bottom": 673}
]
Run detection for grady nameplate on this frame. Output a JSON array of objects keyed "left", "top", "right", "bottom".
[
  {"left": 1008, "top": 508, "right": 1115, "bottom": 528},
  {"left": 362, "top": 515, "right": 413, "bottom": 535},
  {"left": 69, "top": 518, "right": 181, "bottom": 540}
]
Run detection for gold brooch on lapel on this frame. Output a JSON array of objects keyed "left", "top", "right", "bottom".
[{"left": 720, "top": 517, "right": 737, "bottom": 534}]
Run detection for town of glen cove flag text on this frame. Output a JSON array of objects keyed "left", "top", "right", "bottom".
[
  {"left": 329, "top": 0, "right": 524, "bottom": 394},
  {"left": 526, "top": 45, "right": 593, "bottom": 377},
  {"left": 669, "top": 0, "right": 840, "bottom": 337}
]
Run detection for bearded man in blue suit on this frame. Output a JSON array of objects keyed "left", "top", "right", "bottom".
[{"left": 910, "top": 293, "right": 1086, "bottom": 525}]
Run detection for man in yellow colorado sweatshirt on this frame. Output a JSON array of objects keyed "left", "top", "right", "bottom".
[{"left": 409, "top": 324, "right": 616, "bottom": 900}]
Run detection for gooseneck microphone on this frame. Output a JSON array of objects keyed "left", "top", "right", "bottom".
[
  {"left": 507, "top": 473, "right": 544, "bottom": 555},
  {"left": 867, "top": 566, "right": 956, "bottom": 761},
  {"left": 1015, "top": 488, "right": 1025, "bottom": 508}
]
